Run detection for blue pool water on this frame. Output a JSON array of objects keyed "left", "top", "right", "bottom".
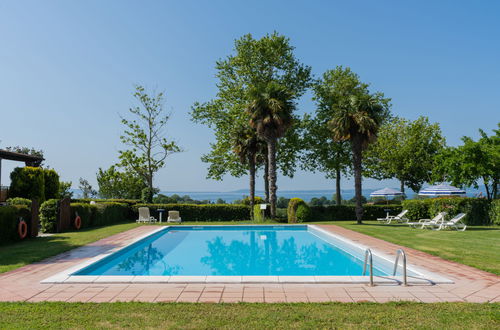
[{"left": 74, "top": 226, "right": 388, "bottom": 276}]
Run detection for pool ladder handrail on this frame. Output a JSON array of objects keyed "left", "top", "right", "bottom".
[
  {"left": 393, "top": 249, "right": 408, "bottom": 286},
  {"left": 362, "top": 248, "right": 374, "bottom": 286}
]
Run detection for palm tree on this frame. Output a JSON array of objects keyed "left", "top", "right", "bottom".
[
  {"left": 247, "top": 82, "right": 295, "bottom": 218},
  {"left": 329, "top": 94, "right": 386, "bottom": 224}
]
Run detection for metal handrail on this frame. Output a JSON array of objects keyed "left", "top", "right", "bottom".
[
  {"left": 393, "top": 249, "right": 407, "bottom": 286},
  {"left": 362, "top": 248, "right": 374, "bottom": 286}
]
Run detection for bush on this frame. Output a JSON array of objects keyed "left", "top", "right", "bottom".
[
  {"left": 309, "top": 204, "right": 402, "bottom": 221},
  {"left": 6, "top": 197, "right": 32, "bottom": 207},
  {"left": 489, "top": 200, "right": 500, "bottom": 225},
  {"left": 253, "top": 204, "right": 264, "bottom": 222},
  {"left": 70, "top": 202, "right": 132, "bottom": 229},
  {"left": 287, "top": 198, "right": 311, "bottom": 223},
  {"left": 134, "top": 204, "right": 250, "bottom": 222},
  {"left": 403, "top": 197, "right": 492, "bottom": 225},
  {"left": 71, "top": 198, "right": 141, "bottom": 206},
  {"left": 9, "top": 167, "right": 45, "bottom": 202},
  {"left": 0, "top": 205, "right": 31, "bottom": 243},
  {"left": 239, "top": 196, "right": 265, "bottom": 206},
  {"left": 43, "top": 169, "right": 60, "bottom": 200},
  {"left": 40, "top": 199, "right": 58, "bottom": 233}
]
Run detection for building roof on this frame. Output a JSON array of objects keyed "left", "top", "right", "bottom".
[{"left": 0, "top": 149, "right": 44, "bottom": 166}]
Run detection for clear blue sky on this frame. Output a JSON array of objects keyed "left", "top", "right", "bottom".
[{"left": 1, "top": 0, "right": 499, "bottom": 192}]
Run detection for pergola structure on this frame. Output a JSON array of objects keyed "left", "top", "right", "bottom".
[{"left": 0, "top": 149, "right": 44, "bottom": 201}]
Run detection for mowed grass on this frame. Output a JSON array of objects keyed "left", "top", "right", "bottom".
[
  {"left": 0, "top": 222, "right": 140, "bottom": 274},
  {"left": 332, "top": 221, "right": 500, "bottom": 275},
  {"left": 0, "top": 302, "right": 498, "bottom": 329}
]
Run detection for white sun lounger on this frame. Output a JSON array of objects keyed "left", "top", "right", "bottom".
[
  {"left": 136, "top": 207, "right": 157, "bottom": 223},
  {"left": 434, "top": 213, "right": 467, "bottom": 231},
  {"left": 377, "top": 209, "right": 409, "bottom": 224},
  {"left": 407, "top": 212, "right": 447, "bottom": 229},
  {"left": 167, "top": 210, "right": 182, "bottom": 223}
]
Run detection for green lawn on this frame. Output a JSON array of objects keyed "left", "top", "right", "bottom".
[
  {"left": 332, "top": 221, "right": 500, "bottom": 275},
  {"left": 0, "top": 302, "right": 498, "bottom": 329}
]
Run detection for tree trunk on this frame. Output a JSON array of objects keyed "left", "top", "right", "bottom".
[
  {"left": 484, "top": 178, "right": 491, "bottom": 200},
  {"left": 400, "top": 180, "right": 405, "bottom": 194},
  {"left": 335, "top": 167, "right": 342, "bottom": 205},
  {"left": 267, "top": 138, "right": 278, "bottom": 218},
  {"left": 264, "top": 158, "right": 270, "bottom": 203},
  {"left": 351, "top": 137, "right": 363, "bottom": 224},
  {"left": 249, "top": 155, "right": 256, "bottom": 220}
]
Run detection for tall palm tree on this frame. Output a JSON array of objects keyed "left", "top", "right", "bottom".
[
  {"left": 233, "top": 127, "right": 260, "bottom": 219},
  {"left": 247, "top": 82, "right": 295, "bottom": 218},
  {"left": 329, "top": 94, "right": 386, "bottom": 224}
]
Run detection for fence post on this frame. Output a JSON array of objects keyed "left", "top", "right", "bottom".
[{"left": 57, "top": 197, "right": 71, "bottom": 232}]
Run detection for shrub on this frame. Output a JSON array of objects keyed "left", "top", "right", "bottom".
[
  {"left": 71, "top": 198, "right": 140, "bottom": 206},
  {"left": 9, "top": 167, "right": 45, "bottom": 202},
  {"left": 253, "top": 204, "right": 264, "bottom": 222},
  {"left": 40, "top": 199, "right": 58, "bottom": 233},
  {"left": 43, "top": 169, "right": 60, "bottom": 200},
  {"left": 6, "top": 197, "right": 32, "bottom": 207},
  {"left": 70, "top": 202, "right": 133, "bottom": 228},
  {"left": 287, "top": 198, "right": 311, "bottom": 223},
  {"left": 401, "top": 199, "right": 432, "bottom": 220},
  {"left": 489, "top": 199, "right": 500, "bottom": 225},
  {"left": 134, "top": 204, "right": 250, "bottom": 222},
  {"left": 0, "top": 205, "right": 31, "bottom": 243},
  {"left": 239, "top": 196, "right": 265, "bottom": 206},
  {"left": 309, "top": 204, "right": 402, "bottom": 221}
]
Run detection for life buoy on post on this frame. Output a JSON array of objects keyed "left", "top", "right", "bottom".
[
  {"left": 18, "top": 219, "right": 28, "bottom": 239},
  {"left": 74, "top": 216, "right": 82, "bottom": 230}
]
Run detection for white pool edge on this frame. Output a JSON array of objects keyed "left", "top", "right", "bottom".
[{"left": 41, "top": 224, "right": 454, "bottom": 285}]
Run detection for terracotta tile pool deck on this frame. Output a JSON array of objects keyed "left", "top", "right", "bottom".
[{"left": 0, "top": 225, "right": 498, "bottom": 303}]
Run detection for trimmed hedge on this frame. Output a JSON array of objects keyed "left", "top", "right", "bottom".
[
  {"left": 43, "top": 169, "right": 60, "bottom": 200},
  {"left": 134, "top": 204, "right": 250, "bottom": 222},
  {"left": 0, "top": 205, "right": 31, "bottom": 243},
  {"left": 9, "top": 167, "right": 45, "bottom": 202},
  {"left": 490, "top": 200, "right": 500, "bottom": 225},
  {"left": 70, "top": 202, "right": 132, "bottom": 229},
  {"left": 287, "top": 198, "right": 311, "bottom": 223},
  {"left": 40, "top": 199, "right": 58, "bottom": 233},
  {"left": 309, "top": 204, "right": 403, "bottom": 221},
  {"left": 71, "top": 198, "right": 141, "bottom": 206},
  {"left": 402, "top": 197, "right": 492, "bottom": 225},
  {"left": 6, "top": 197, "right": 32, "bottom": 207}
]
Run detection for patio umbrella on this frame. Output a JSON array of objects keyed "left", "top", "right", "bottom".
[
  {"left": 418, "top": 183, "right": 466, "bottom": 196},
  {"left": 370, "top": 187, "right": 404, "bottom": 205}
]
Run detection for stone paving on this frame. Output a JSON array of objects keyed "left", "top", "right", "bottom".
[{"left": 0, "top": 225, "right": 498, "bottom": 303}]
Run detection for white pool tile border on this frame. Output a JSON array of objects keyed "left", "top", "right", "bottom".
[{"left": 41, "top": 224, "right": 453, "bottom": 285}]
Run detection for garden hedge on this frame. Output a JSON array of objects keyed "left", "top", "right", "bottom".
[
  {"left": 402, "top": 197, "right": 492, "bottom": 225},
  {"left": 39, "top": 199, "right": 58, "bottom": 233},
  {"left": 6, "top": 197, "right": 32, "bottom": 207},
  {"left": 9, "top": 167, "right": 45, "bottom": 202},
  {"left": 489, "top": 199, "right": 500, "bottom": 225},
  {"left": 71, "top": 198, "right": 141, "bottom": 206},
  {"left": 0, "top": 205, "right": 31, "bottom": 243},
  {"left": 308, "top": 204, "right": 403, "bottom": 221},
  {"left": 134, "top": 204, "right": 250, "bottom": 222},
  {"left": 70, "top": 202, "right": 133, "bottom": 229},
  {"left": 43, "top": 169, "right": 60, "bottom": 200}
]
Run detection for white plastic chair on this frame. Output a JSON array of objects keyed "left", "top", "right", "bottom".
[
  {"left": 136, "top": 207, "right": 157, "bottom": 223},
  {"left": 167, "top": 210, "right": 182, "bottom": 223}
]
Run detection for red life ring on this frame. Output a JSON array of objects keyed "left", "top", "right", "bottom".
[
  {"left": 18, "top": 220, "right": 28, "bottom": 239},
  {"left": 74, "top": 216, "right": 82, "bottom": 230}
]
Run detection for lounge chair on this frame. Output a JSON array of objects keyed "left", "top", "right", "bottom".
[
  {"left": 167, "top": 210, "right": 182, "bottom": 223},
  {"left": 407, "top": 212, "right": 447, "bottom": 229},
  {"left": 136, "top": 207, "right": 157, "bottom": 223},
  {"left": 434, "top": 213, "right": 467, "bottom": 231},
  {"left": 377, "top": 209, "right": 409, "bottom": 224}
]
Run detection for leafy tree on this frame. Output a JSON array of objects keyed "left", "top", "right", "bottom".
[
  {"left": 58, "top": 181, "right": 73, "bottom": 199},
  {"left": 78, "top": 178, "right": 97, "bottom": 198},
  {"left": 364, "top": 116, "right": 446, "bottom": 193},
  {"left": 97, "top": 165, "right": 146, "bottom": 199},
  {"left": 326, "top": 67, "right": 391, "bottom": 223},
  {"left": 118, "top": 85, "right": 181, "bottom": 202},
  {"left": 433, "top": 123, "right": 499, "bottom": 200},
  {"left": 153, "top": 194, "right": 177, "bottom": 204},
  {"left": 5, "top": 146, "right": 44, "bottom": 166},
  {"left": 191, "top": 33, "right": 311, "bottom": 217}
]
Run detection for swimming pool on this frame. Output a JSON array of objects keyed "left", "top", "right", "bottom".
[{"left": 42, "top": 225, "right": 453, "bottom": 284}]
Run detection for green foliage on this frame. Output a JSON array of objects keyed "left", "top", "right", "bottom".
[
  {"left": 6, "top": 197, "right": 31, "bottom": 207},
  {"left": 489, "top": 199, "right": 500, "bottom": 225},
  {"left": 97, "top": 165, "right": 146, "bottom": 199},
  {"left": 78, "top": 178, "right": 97, "bottom": 198},
  {"left": 70, "top": 202, "right": 132, "bottom": 229},
  {"left": 58, "top": 181, "right": 73, "bottom": 199},
  {"left": 238, "top": 196, "right": 265, "bottom": 206},
  {"left": 71, "top": 198, "right": 140, "bottom": 206},
  {"left": 309, "top": 205, "right": 402, "bottom": 221},
  {"left": 253, "top": 204, "right": 264, "bottom": 222},
  {"left": 364, "top": 116, "right": 446, "bottom": 192},
  {"left": 141, "top": 187, "right": 156, "bottom": 203},
  {"left": 39, "top": 199, "right": 58, "bottom": 233},
  {"left": 433, "top": 124, "right": 499, "bottom": 200},
  {"left": 9, "top": 167, "right": 45, "bottom": 202},
  {"left": 402, "top": 198, "right": 492, "bottom": 225},
  {"left": 277, "top": 197, "right": 290, "bottom": 208},
  {"left": 0, "top": 205, "right": 30, "bottom": 243},
  {"left": 287, "top": 198, "right": 311, "bottom": 223},
  {"left": 153, "top": 194, "right": 178, "bottom": 204},
  {"left": 134, "top": 204, "right": 250, "bottom": 222},
  {"left": 118, "top": 85, "right": 181, "bottom": 196},
  {"left": 43, "top": 169, "right": 60, "bottom": 200}
]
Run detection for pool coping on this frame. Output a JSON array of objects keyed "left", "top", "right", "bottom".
[{"left": 40, "top": 224, "right": 453, "bottom": 285}]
